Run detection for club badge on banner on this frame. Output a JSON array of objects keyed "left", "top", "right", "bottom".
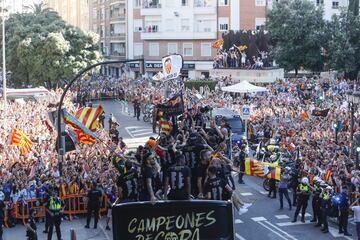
[{"left": 162, "top": 54, "right": 183, "bottom": 80}]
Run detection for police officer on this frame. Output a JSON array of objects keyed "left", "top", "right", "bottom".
[
  {"left": 26, "top": 209, "right": 38, "bottom": 240},
  {"left": 268, "top": 178, "right": 277, "bottom": 199},
  {"left": 310, "top": 178, "right": 321, "bottom": 223},
  {"left": 292, "top": 177, "right": 310, "bottom": 223},
  {"left": 319, "top": 186, "right": 332, "bottom": 233},
  {"left": 164, "top": 154, "right": 191, "bottom": 200},
  {"left": 85, "top": 181, "right": 103, "bottom": 229},
  {"left": 237, "top": 145, "right": 246, "bottom": 184},
  {"left": 338, "top": 186, "right": 352, "bottom": 236},
  {"left": 45, "top": 191, "right": 63, "bottom": 240}
]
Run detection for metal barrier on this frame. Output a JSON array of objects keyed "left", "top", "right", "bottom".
[{"left": 4, "top": 194, "right": 108, "bottom": 226}]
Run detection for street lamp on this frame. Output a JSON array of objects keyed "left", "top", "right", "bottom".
[
  {"left": 56, "top": 59, "right": 145, "bottom": 176},
  {"left": 1, "top": 0, "right": 7, "bottom": 102}
]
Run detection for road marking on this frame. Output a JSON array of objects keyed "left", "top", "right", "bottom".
[
  {"left": 263, "top": 221, "right": 298, "bottom": 240},
  {"left": 328, "top": 226, "right": 353, "bottom": 240},
  {"left": 125, "top": 127, "right": 135, "bottom": 138},
  {"left": 235, "top": 219, "right": 243, "bottom": 224},
  {"left": 132, "top": 131, "right": 154, "bottom": 137},
  {"left": 131, "top": 128, "right": 153, "bottom": 133},
  {"left": 235, "top": 233, "right": 246, "bottom": 240},
  {"left": 304, "top": 213, "right": 312, "bottom": 217},
  {"left": 240, "top": 192, "right": 253, "bottom": 196},
  {"left": 276, "top": 221, "right": 312, "bottom": 227},
  {"left": 257, "top": 221, "right": 292, "bottom": 240},
  {"left": 275, "top": 215, "right": 290, "bottom": 220},
  {"left": 260, "top": 191, "right": 268, "bottom": 195},
  {"left": 251, "top": 217, "right": 267, "bottom": 222}
]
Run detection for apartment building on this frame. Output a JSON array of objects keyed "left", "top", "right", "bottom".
[
  {"left": 268, "top": 0, "right": 349, "bottom": 20},
  {"left": 3, "top": 0, "right": 43, "bottom": 14},
  {"left": 44, "top": 0, "right": 90, "bottom": 31},
  {"left": 89, "top": 0, "right": 127, "bottom": 76},
  {"left": 127, "top": 0, "right": 267, "bottom": 79}
]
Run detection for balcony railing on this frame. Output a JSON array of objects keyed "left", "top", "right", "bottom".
[
  {"left": 110, "top": 51, "right": 126, "bottom": 57},
  {"left": 142, "top": 0, "right": 161, "bottom": 8},
  {"left": 194, "top": 0, "right": 215, "bottom": 7}
]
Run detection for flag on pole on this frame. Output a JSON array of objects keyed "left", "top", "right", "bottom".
[
  {"left": 245, "top": 158, "right": 281, "bottom": 180},
  {"left": 64, "top": 105, "right": 104, "bottom": 144},
  {"left": 8, "top": 128, "right": 33, "bottom": 155},
  {"left": 212, "top": 39, "right": 224, "bottom": 49}
]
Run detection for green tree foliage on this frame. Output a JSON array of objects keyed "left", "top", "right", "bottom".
[
  {"left": 266, "top": 0, "right": 326, "bottom": 74},
  {"left": 2, "top": 4, "right": 101, "bottom": 87},
  {"left": 349, "top": 0, "right": 359, "bottom": 16},
  {"left": 326, "top": 11, "right": 360, "bottom": 78}
]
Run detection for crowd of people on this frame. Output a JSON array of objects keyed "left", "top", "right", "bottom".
[
  {"left": 213, "top": 48, "right": 271, "bottom": 69},
  {"left": 1, "top": 72, "right": 360, "bottom": 239}
]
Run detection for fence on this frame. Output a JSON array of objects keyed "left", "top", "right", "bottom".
[{"left": 4, "top": 194, "right": 108, "bottom": 227}]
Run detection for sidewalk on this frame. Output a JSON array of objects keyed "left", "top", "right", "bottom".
[{"left": 2, "top": 217, "right": 112, "bottom": 240}]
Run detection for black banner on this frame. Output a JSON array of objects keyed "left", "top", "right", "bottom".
[
  {"left": 112, "top": 200, "right": 234, "bottom": 240},
  {"left": 311, "top": 108, "right": 330, "bottom": 117},
  {"left": 157, "top": 92, "right": 184, "bottom": 117}
]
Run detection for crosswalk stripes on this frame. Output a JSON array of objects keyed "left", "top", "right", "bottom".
[
  {"left": 275, "top": 215, "right": 290, "bottom": 220},
  {"left": 240, "top": 192, "right": 253, "bottom": 196},
  {"left": 251, "top": 217, "right": 298, "bottom": 240},
  {"left": 235, "top": 219, "right": 244, "bottom": 224},
  {"left": 125, "top": 126, "right": 156, "bottom": 138}
]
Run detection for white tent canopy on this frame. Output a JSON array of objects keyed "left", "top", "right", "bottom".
[{"left": 221, "top": 80, "right": 268, "bottom": 93}]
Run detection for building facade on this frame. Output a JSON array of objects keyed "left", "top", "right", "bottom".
[
  {"left": 127, "top": 0, "right": 267, "bottom": 79},
  {"left": 89, "top": 0, "right": 127, "bottom": 76},
  {"left": 3, "top": 0, "right": 43, "bottom": 14},
  {"left": 44, "top": 0, "right": 90, "bottom": 31}
]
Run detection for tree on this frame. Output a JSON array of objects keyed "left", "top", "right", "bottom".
[
  {"left": 349, "top": 0, "right": 359, "bottom": 16},
  {"left": 2, "top": 3, "right": 101, "bottom": 87},
  {"left": 266, "top": 0, "right": 326, "bottom": 74},
  {"left": 326, "top": 11, "right": 360, "bottom": 78}
]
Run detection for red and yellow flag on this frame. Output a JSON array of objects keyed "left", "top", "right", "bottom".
[
  {"left": 245, "top": 158, "right": 281, "bottom": 180},
  {"left": 324, "top": 169, "right": 331, "bottom": 182},
  {"left": 8, "top": 128, "right": 33, "bottom": 155},
  {"left": 65, "top": 105, "right": 104, "bottom": 144},
  {"left": 212, "top": 39, "right": 224, "bottom": 49}
]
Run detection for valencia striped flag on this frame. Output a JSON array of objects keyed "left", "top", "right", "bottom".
[
  {"left": 245, "top": 158, "right": 281, "bottom": 180},
  {"left": 8, "top": 128, "right": 33, "bottom": 155},
  {"left": 324, "top": 168, "right": 332, "bottom": 182},
  {"left": 64, "top": 105, "right": 104, "bottom": 144}
]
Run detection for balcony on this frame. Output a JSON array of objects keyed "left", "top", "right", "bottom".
[
  {"left": 141, "top": 0, "right": 161, "bottom": 15},
  {"left": 194, "top": 0, "right": 216, "bottom": 14},
  {"left": 141, "top": 31, "right": 216, "bottom": 40}
]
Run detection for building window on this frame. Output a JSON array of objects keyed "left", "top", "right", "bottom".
[
  {"left": 332, "top": 1, "right": 339, "bottom": 9},
  {"left": 100, "top": 7, "right": 105, "bottom": 20},
  {"left": 316, "top": 0, "right": 324, "bottom": 6},
  {"left": 181, "top": 0, "right": 189, "bottom": 6},
  {"left": 181, "top": 19, "right": 190, "bottom": 31},
  {"left": 110, "top": 42, "right": 126, "bottom": 56},
  {"left": 110, "top": 4, "right": 125, "bottom": 18},
  {"left": 100, "top": 25, "right": 105, "bottom": 37},
  {"left": 183, "top": 43, "right": 193, "bottom": 56},
  {"left": 255, "top": 18, "right": 266, "bottom": 30},
  {"left": 168, "top": 43, "right": 178, "bottom": 54},
  {"left": 255, "top": 0, "right": 265, "bottom": 6},
  {"left": 92, "top": 8, "right": 97, "bottom": 19},
  {"left": 110, "top": 23, "right": 125, "bottom": 36},
  {"left": 134, "top": 42, "right": 143, "bottom": 57},
  {"left": 201, "top": 43, "right": 211, "bottom": 57},
  {"left": 134, "top": 19, "right": 143, "bottom": 32},
  {"left": 149, "top": 43, "right": 160, "bottom": 56},
  {"left": 134, "top": 0, "right": 141, "bottom": 7},
  {"left": 218, "top": 17, "right": 229, "bottom": 31},
  {"left": 218, "top": 0, "right": 229, "bottom": 6},
  {"left": 145, "top": 21, "right": 160, "bottom": 32}
]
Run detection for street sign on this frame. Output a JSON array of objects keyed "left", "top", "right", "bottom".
[{"left": 242, "top": 106, "right": 250, "bottom": 120}]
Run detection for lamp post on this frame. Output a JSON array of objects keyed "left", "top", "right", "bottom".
[{"left": 56, "top": 59, "right": 145, "bottom": 176}]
